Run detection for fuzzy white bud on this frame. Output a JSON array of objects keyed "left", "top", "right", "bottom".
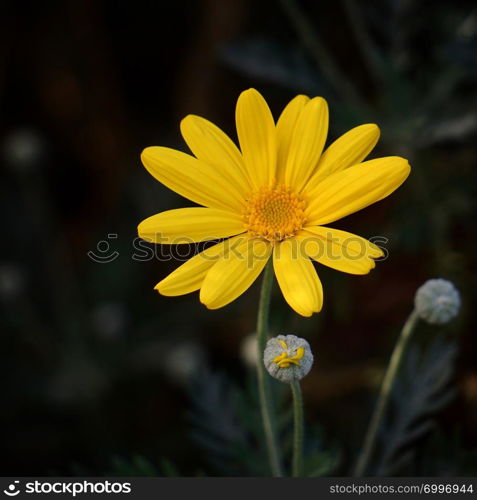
[{"left": 414, "top": 278, "right": 461, "bottom": 325}]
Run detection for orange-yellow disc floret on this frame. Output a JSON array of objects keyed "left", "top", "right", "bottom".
[{"left": 243, "top": 185, "right": 307, "bottom": 242}]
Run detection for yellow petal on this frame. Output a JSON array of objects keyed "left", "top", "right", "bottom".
[
  {"left": 305, "top": 226, "right": 384, "bottom": 258},
  {"left": 306, "top": 124, "right": 380, "bottom": 188},
  {"left": 273, "top": 239, "right": 323, "bottom": 316},
  {"left": 200, "top": 237, "right": 272, "bottom": 309},
  {"left": 276, "top": 94, "right": 310, "bottom": 183},
  {"left": 141, "top": 147, "right": 245, "bottom": 212},
  {"left": 155, "top": 237, "right": 240, "bottom": 296},
  {"left": 305, "top": 157, "right": 411, "bottom": 225},
  {"left": 284, "top": 97, "right": 329, "bottom": 192},
  {"left": 236, "top": 89, "right": 277, "bottom": 188},
  {"left": 138, "top": 208, "right": 244, "bottom": 244},
  {"left": 297, "top": 228, "right": 383, "bottom": 275},
  {"left": 180, "top": 114, "right": 251, "bottom": 194}
]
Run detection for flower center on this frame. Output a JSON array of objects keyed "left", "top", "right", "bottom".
[
  {"left": 272, "top": 340, "right": 305, "bottom": 368},
  {"left": 243, "top": 186, "right": 307, "bottom": 241}
]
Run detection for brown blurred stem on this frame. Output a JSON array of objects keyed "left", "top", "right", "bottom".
[
  {"left": 354, "top": 309, "right": 420, "bottom": 476},
  {"left": 278, "top": 0, "right": 365, "bottom": 109},
  {"left": 341, "top": 0, "right": 383, "bottom": 86}
]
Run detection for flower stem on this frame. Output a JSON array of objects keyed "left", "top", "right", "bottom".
[
  {"left": 354, "top": 309, "right": 420, "bottom": 477},
  {"left": 290, "top": 380, "right": 304, "bottom": 477},
  {"left": 256, "top": 260, "right": 283, "bottom": 477}
]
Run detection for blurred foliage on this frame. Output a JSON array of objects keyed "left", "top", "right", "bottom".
[
  {"left": 1, "top": 0, "right": 476, "bottom": 476},
  {"left": 374, "top": 338, "right": 458, "bottom": 475},
  {"left": 420, "top": 429, "right": 477, "bottom": 476},
  {"left": 187, "top": 369, "right": 339, "bottom": 476},
  {"left": 220, "top": 37, "right": 323, "bottom": 94},
  {"left": 109, "top": 455, "right": 158, "bottom": 477}
]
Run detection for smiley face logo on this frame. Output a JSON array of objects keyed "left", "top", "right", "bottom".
[{"left": 3, "top": 481, "right": 20, "bottom": 497}]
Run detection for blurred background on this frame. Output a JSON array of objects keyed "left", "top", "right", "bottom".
[{"left": 1, "top": 0, "right": 476, "bottom": 476}]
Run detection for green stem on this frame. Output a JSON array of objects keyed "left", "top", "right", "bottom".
[
  {"left": 290, "top": 380, "right": 304, "bottom": 477},
  {"left": 256, "top": 260, "right": 283, "bottom": 477},
  {"left": 354, "top": 309, "right": 420, "bottom": 477}
]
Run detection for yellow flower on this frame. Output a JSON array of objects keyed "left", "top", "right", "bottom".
[{"left": 138, "top": 89, "right": 410, "bottom": 316}]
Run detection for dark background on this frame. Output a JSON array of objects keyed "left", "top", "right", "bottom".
[{"left": 1, "top": 0, "right": 476, "bottom": 476}]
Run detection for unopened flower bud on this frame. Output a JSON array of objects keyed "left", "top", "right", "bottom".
[
  {"left": 263, "top": 334, "right": 313, "bottom": 383},
  {"left": 414, "top": 278, "right": 461, "bottom": 325}
]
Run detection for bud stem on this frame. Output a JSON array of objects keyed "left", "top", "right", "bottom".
[
  {"left": 354, "top": 308, "right": 420, "bottom": 476},
  {"left": 290, "top": 380, "right": 304, "bottom": 477}
]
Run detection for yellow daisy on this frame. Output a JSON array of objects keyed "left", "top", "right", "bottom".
[{"left": 138, "top": 89, "right": 410, "bottom": 317}]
